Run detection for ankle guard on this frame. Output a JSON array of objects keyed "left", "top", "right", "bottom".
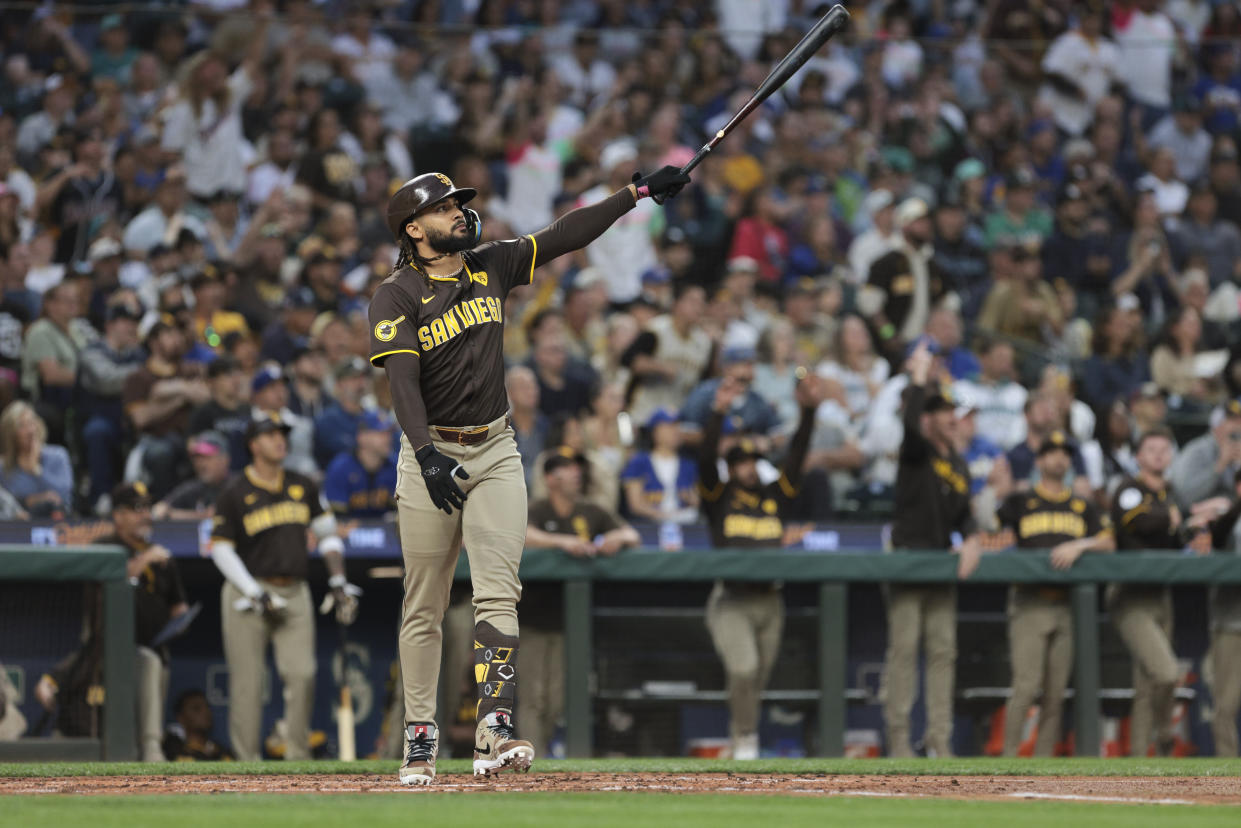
[{"left": 474, "top": 620, "right": 518, "bottom": 718}]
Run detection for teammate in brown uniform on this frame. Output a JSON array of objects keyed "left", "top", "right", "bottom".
[
  {"left": 370, "top": 167, "right": 690, "bottom": 784},
  {"left": 696, "top": 371, "right": 825, "bottom": 759},
  {"left": 1109, "top": 426, "right": 1184, "bottom": 756},
  {"left": 209, "top": 413, "right": 360, "bottom": 760},
  {"left": 995, "top": 431, "right": 1113, "bottom": 756}
]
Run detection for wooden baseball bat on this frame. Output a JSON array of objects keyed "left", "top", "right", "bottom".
[
  {"left": 679, "top": 4, "right": 851, "bottom": 179},
  {"left": 336, "top": 622, "right": 356, "bottom": 761}
]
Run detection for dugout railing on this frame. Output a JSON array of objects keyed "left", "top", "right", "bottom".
[
  {"left": 0, "top": 544, "right": 134, "bottom": 761},
  {"left": 467, "top": 548, "right": 1241, "bottom": 758}
]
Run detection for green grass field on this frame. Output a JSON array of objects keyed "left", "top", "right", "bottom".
[
  {"left": 4, "top": 758, "right": 1240, "bottom": 828},
  {"left": 7, "top": 793, "right": 1241, "bottom": 828}
]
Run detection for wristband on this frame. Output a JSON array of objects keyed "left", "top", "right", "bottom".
[{"left": 329, "top": 573, "right": 347, "bottom": 589}]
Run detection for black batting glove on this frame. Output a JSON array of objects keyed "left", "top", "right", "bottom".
[
  {"left": 632, "top": 166, "right": 691, "bottom": 204},
  {"left": 415, "top": 444, "right": 470, "bottom": 515}
]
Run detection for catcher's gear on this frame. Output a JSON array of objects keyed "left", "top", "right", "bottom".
[
  {"left": 631, "top": 166, "right": 691, "bottom": 203},
  {"left": 415, "top": 444, "right": 470, "bottom": 515},
  {"left": 319, "top": 576, "right": 362, "bottom": 625},
  {"left": 386, "top": 172, "right": 481, "bottom": 244}
]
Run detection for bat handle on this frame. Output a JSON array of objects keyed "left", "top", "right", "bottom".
[{"left": 652, "top": 143, "right": 713, "bottom": 205}]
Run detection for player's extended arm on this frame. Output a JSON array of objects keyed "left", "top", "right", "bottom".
[
  {"left": 210, "top": 540, "right": 265, "bottom": 601},
  {"left": 384, "top": 353, "right": 433, "bottom": 451},
  {"left": 781, "top": 404, "right": 817, "bottom": 491},
  {"left": 311, "top": 510, "right": 361, "bottom": 624},
  {"left": 530, "top": 168, "right": 690, "bottom": 267}
]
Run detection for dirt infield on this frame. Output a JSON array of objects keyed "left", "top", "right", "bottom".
[{"left": 4, "top": 773, "right": 1241, "bottom": 804}]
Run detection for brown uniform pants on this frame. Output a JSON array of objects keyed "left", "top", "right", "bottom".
[
  {"left": 520, "top": 626, "right": 565, "bottom": 756},
  {"left": 221, "top": 579, "right": 316, "bottom": 761},
  {"left": 883, "top": 584, "right": 956, "bottom": 757},
  {"left": 1212, "top": 630, "right": 1241, "bottom": 757},
  {"left": 1003, "top": 590, "right": 1073, "bottom": 757},
  {"left": 705, "top": 583, "right": 784, "bottom": 742},
  {"left": 135, "top": 645, "right": 169, "bottom": 761},
  {"left": 394, "top": 416, "right": 527, "bottom": 724},
  {"left": 1109, "top": 587, "right": 1179, "bottom": 756}
]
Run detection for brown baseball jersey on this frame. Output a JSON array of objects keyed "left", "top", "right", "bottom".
[
  {"left": 210, "top": 467, "right": 324, "bottom": 580},
  {"left": 367, "top": 237, "right": 537, "bottom": 428}
]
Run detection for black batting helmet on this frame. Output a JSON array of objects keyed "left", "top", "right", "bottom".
[{"left": 386, "top": 172, "right": 479, "bottom": 243}]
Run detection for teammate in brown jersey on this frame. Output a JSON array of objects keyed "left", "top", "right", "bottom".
[{"left": 370, "top": 166, "right": 689, "bottom": 784}]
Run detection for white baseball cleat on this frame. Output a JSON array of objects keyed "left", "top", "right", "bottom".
[
  {"left": 398, "top": 722, "right": 438, "bottom": 786},
  {"left": 473, "top": 710, "right": 535, "bottom": 777}
]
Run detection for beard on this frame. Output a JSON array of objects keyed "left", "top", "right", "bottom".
[{"left": 423, "top": 223, "right": 474, "bottom": 255}]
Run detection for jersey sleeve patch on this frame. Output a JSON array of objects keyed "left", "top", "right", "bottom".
[{"left": 1116, "top": 488, "right": 1142, "bottom": 511}]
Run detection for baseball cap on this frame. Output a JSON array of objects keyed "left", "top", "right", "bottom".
[
  {"left": 189, "top": 431, "right": 228, "bottom": 457},
  {"left": 359, "top": 410, "right": 392, "bottom": 432},
  {"left": 904, "top": 335, "right": 942, "bottom": 359},
  {"left": 895, "top": 197, "right": 929, "bottom": 229},
  {"left": 646, "top": 408, "right": 679, "bottom": 429},
  {"left": 543, "top": 445, "right": 585, "bottom": 475},
  {"left": 724, "top": 438, "right": 762, "bottom": 466},
  {"left": 952, "top": 158, "right": 986, "bottom": 182},
  {"left": 727, "top": 256, "right": 760, "bottom": 274},
  {"left": 88, "top": 237, "right": 123, "bottom": 262},
  {"left": 1116, "top": 292, "right": 1141, "bottom": 312},
  {"left": 105, "top": 303, "right": 141, "bottom": 324},
  {"left": 334, "top": 356, "right": 370, "bottom": 380},
  {"left": 284, "top": 286, "right": 317, "bottom": 310},
  {"left": 789, "top": 276, "right": 824, "bottom": 296},
  {"left": 1037, "top": 429, "right": 1073, "bottom": 457},
  {"left": 862, "top": 188, "right": 895, "bottom": 216},
  {"left": 1005, "top": 166, "right": 1036, "bottom": 191},
  {"left": 100, "top": 13, "right": 123, "bottom": 31},
  {"left": 1130, "top": 382, "right": 1165, "bottom": 403},
  {"left": 252, "top": 363, "right": 284, "bottom": 394},
  {"left": 246, "top": 412, "right": 292, "bottom": 441},
  {"left": 111, "top": 480, "right": 152, "bottom": 511},
  {"left": 721, "top": 345, "right": 758, "bottom": 366},
  {"left": 923, "top": 393, "right": 954, "bottom": 414},
  {"left": 599, "top": 140, "right": 638, "bottom": 172}
]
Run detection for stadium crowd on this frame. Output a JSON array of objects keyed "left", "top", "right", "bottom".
[{"left": 3, "top": 0, "right": 1241, "bottom": 759}]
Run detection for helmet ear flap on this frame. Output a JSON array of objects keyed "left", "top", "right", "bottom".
[{"left": 463, "top": 207, "right": 482, "bottom": 246}]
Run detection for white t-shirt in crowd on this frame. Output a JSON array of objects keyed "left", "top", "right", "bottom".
[
  {"left": 161, "top": 68, "right": 254, "bottom": 197},
  {"left": 1116, "top": 9, "right": 1176, "bottom": 108},
  {"left": 1038, "top": 31, "right": 1120, "bottom": 136}
]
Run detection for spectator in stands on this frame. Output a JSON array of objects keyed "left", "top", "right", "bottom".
[
  {"left": 984, "top": 167, "right": 1053, "bottom": 249},
  {"left": 122, "top": 318, "right": 209, "bottom": 495},
  {"left": 1113, "top": 192, "right": 1179, "bottom": 321},
  {"left": 781, "top": 277, "right": 835, "bottom": 366},
  {"left": 250, "top": 364, "right": 316, "bottom": 478},
  {"left": 528, "top": 319, "right": 597, "bottom": 419},
  {"left": 728, "top": 187, "right": 790, "bottom": 285},
  {"left": 286, "top": 347, "right": 328, "bottom": 420},
  {"left": 680, "top": 346, "right": 780, "bottom": 448},
  {"left": 816, "top": 313, "right": 888, "bottom": 433},
  {"left": 0, "top": 400, "right": 72, "bottom": 518},
  {"left": 1147, "top": 96, "right": 1212, "bottom": 185},
  {"left": 862, "top": 198, "right": 946, "bottom": 354},
  {"left": 189, "top": 356, "right": 250, "bottom": 471},
  {"left": 621, "top": 409, "right": 698, "bottom": 524},
  {"left": 924, "top": 307, "right": 981, "bottom": 381},
  {"left": 977, "top": 240, "right": 1064, "bottom": 349},
  {"left": 524, "top": 449, "right": 639, "bottom": 757},
  {"left": 260, "top": 287, "right": 318, "bottom": 367},
  {"left": 506, "top": 364, "right": 548, "bottom": 488},
  {"left": 1149, "top": 306, "right": 1222, "bottom": 406},
  {"left": 80, "top": 302, "right": 145, "bottom": 512},
  {"left": 623, "top": 282, "right": 711, "bottom": 426},
  {"left": 20, "top": 280, "right": 85, "bottom": 443},
  {"left": 577, "top": 140, "right": 661, "bottom": 306},
  {"left": 847, "top": 189, "right": 897, "bottom": 283},
  {"left": 162, "top": 689, "right": 234, "bottom": 761},
  {"left": 1173, "top": 185, "right": 1241, "bottom": 289},
  {"left": 161, "top": 31, "right": 266, "bottom": 201},
  {"left": 324, "top": 411, "right": 396, "bottom": 519},
  {"left": 1006, "top": 392, "right": 1093, "bottom": 499},
  {"left": 1170, "top": 400, "right": 1241, "bottom": 510},
  {"left": 313, "top": 356, "right": 371, "bottom": 468},
  {"left": 1080, "top": 301, "right": 1151, "bottom": 411},
  {"left": 37, "top": 126, "right": 121, "bottom": 266},
  {"left": 190, "top": 270, "right": 250, "bottom": 349},
  {"left": 753, "top": 318, "right": 801, "bottom": 438},
  {"left": 953, "top": 338, "right": 1028, "bottom": 450},
  {"left": 1131, "top": 383, "right": 1169, "bottom": 443},
  {"left": 121, "top": 166, "right": 206, "bottom": 256},
  {"left": 153, "top": 431, "right": 231, "bottom": 520},
  {"left": 1038, "top": 3, "right": 1120, "bottom": 138}
]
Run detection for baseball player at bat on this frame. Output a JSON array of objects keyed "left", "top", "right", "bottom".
[{"left": 371, "top": 166, "right": 690, "bottom": 785}]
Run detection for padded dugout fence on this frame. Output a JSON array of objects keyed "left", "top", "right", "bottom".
[{"left": 0, "top": 545, "right": 134, "bottom": 761}]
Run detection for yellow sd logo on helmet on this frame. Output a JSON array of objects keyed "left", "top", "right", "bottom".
[{"left": 374, "top": 315, "right": 406, "bottom": 342}]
